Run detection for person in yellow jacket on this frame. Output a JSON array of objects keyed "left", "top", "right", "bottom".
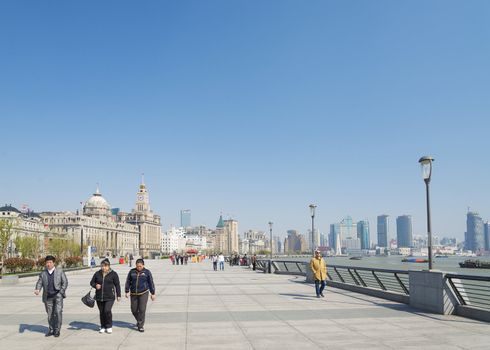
[{"left": 310, "top": 250, "right": 327, "bottom": 298}]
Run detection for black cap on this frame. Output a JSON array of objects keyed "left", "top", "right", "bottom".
[{"left": 101, "top": 258, "right": 111, "bottom": 266}]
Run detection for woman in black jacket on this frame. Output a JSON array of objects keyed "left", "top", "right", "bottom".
[{"left": 90, "top": 258, "right": 121, "bottom": 334}]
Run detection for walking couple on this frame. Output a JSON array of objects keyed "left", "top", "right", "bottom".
[{"left": 34, "top": 256, "right": 156, "bottom": 337}]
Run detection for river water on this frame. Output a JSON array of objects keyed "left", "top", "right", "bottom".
[{"left": 278, "top": 255, "right": 490, "bottom": 277}]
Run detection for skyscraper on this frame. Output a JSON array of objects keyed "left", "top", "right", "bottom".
[
  {"left": 357, "top": 220, "right": 370, "bottom": 250},
  {"left": 377, "top": 215, "right": 389, "bottom": 248},
  {"left": 465, "top": 212, "right": 484, "bottom": 252},
  {"left": 180, "top": 209, "right": 191, "bottom": 228},
  {"left": 285, "top": 230, "right": 302, "bottom": 253},
  {"left": 329, "top": 223, "right": 340, "bottom": 254},
  {"left": 396, "top": 215, "right": 413, "bottom": 248}
]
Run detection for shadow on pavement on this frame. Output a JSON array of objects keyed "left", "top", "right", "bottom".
[
  {"left": 68, "top": 321, "right": 99, "bottom": 331},
  {"left": 112, "top": 321, "right": 136, "bottom": 329},
  {"left": 279, "top": 293, "right": 318, "bottom": 300},
  {"left": 18, "top": 324, "right": 48, "bottom": 334},
  {"left": 68, "top": 320, "right": 135, "bottom": 331}
]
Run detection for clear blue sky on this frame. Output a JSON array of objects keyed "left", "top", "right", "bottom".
[{"left": 1, "top": 1, "right": 489, "bottom": 241}]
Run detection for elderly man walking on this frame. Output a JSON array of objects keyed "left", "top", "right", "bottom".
[
  {"left": 34, "top": 255, "right": 68, "bottom": 337},
  {"left": 309, "top": 250, "right": 327, "bottom": 298}
]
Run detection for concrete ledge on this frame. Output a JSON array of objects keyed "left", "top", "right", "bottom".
[
  {"left": 275, "top": 271, "right": 305, "bottom": 276},
  {"left": 455, "top": 305, "right": 490, "bottom": 323},
  {"left": 325, "top": 280, "right": 410, "bottom": 304},
  {"left": 1, "top": 275, "right": 19, "bottom": 285}
]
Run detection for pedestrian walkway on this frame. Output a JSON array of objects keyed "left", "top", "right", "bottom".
[{"left": 0, "top": 259, "right": 489, "bottom": 349}]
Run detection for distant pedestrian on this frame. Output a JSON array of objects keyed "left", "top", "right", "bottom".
[
  {"left": 252, "top": 254, "right": 257, "bottom": 271},
  {"left": 34, "top": 255, "right": 68, "bottom": 338},
  {"left": 90, "top": 258, "right": 121, "bottom": 334},
  {"left": 129, "top": 254, "right": 134, "bottom": 267},
  {"left": 212, "top": 255, "right": 218, "bottom": 271},
  {"left": 180, "top": 255, "right": 184, "bottom": 265},
  {"left": 184, "top": 255, "right": 188, "bottom": 265},
  {"left": 218, "top": 253, "right": 225, "bottom": 271},
  {"left": 310, "top": 250, "right": 327, "bottom": 298},
  {"left": 90, "top": 256, "right": 96, "bottom": 270},
  {"left": 125, "top": 259, "right": 156, "bottom": 332}
]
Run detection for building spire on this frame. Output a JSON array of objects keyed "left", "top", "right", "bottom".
[
  {"left": 139, "top": 173, "right": 146, "bottom": 190},
  {"left": 95, "top": 183, "right": 101, "bottom": 195}
]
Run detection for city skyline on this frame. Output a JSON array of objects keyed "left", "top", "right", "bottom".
[{"left": 2, "top": 1, "right": 490, "bottom": 240}]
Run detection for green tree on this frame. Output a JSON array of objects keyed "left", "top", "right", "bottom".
[
  {"left": 14, "top": 235, "right": 41, "bottom": 259},
  {"left": 257, "top": 249, "right": 271, "bottom": 255},
  {"left": 48, "top": 238, "right": 68, "bottom": 260},
  {"left": 0, "top": 219, "right": 15, "bottom": 270},
  {"left": 67, "top": 241, "right": 81, "bottom": 257}
]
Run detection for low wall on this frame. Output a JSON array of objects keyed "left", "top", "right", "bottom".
[{"left": 455, "top": 305, "right": 490, "bottom": 323}]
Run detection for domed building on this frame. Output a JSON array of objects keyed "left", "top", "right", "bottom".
[
  {"left": 83, "top": 187, "right": 112, "bottom": 218},
  {"left": 42, "top": 186, "right": 140, "bottom": 257}
]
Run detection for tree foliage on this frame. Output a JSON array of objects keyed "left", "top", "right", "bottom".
[
  {"left": 14, "top": 235, "right": 41, "bottom": 259},
  {"left": 0, "top": 219, "right": 15, "bottom": 262}
]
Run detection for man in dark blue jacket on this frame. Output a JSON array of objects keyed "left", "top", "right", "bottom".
[{"left": 125, "top": 259, "right": 156, "bottom": 332}]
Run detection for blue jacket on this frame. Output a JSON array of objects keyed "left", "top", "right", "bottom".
[{"left": 125, "top": 268, "right": 155, "bottom": 295}]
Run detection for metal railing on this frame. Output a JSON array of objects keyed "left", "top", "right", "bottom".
[
  {"left": 256, "top": 260, "right": 409, "bottom": 295},
  {"left": 446, "top": 273, "right": 490, "bottom": 311},
  {"left": 326, "top": 265, "right": 410, "bottom": 295},
  {"left": 254, "top": 259, "right": 490, "bottom": 320}
]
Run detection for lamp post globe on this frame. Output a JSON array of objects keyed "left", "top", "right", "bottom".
[{"left": 419, "top": 156, "right": 434, "bottom": 183}]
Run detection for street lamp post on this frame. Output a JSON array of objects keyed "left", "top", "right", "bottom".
[
  {"left": 419, "top": 156, "right": 434, "bottom": 270},
  {"left": 309, "top": 204, "right": 317, "bottom": 254},
  {"left": 269, "top": 221, "right": 274, "bottom": 273}
]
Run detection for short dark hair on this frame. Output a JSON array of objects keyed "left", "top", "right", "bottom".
[
  {"left": 45, "top": 255, "right": 56, "bottom": 263},
  {"left": 101, "top": 258, "right": 110, "bottom": 266},
  {"left": 136, "top": 258, "right": 144, "bottom": 265}
]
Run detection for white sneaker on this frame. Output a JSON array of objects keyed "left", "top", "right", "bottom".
[
  {"left": 106, "top": 328, "right": 112, "bottom": 334},
  {"left": 99, "top": 328, "right": 106, "bottom": 334}
]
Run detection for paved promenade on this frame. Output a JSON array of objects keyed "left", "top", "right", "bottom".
[{"left": 0, "top": 259, "right": 489, "bottom": 350}]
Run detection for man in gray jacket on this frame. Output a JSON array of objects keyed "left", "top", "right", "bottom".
[{"left": 34, "top": 255, "right": 68, "bottom": 337}]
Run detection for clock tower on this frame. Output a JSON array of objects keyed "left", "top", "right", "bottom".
[
  {"left": 135, "top": 173, "right": 150, "bottom": 213},
  {"left": 129, "top": 173, "right": 161, "bottom": 257}
]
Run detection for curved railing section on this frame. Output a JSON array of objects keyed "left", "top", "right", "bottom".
[{"left": 446, "top": 273, "right": 490, "bottom": 311}]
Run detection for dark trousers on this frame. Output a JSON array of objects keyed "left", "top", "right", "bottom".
[
  {"left": 315, "top": 279, "right": 326, "bottom": 296},
  {"left": 45, "top": 294, "right": 63, "bottom": 332},
  {"left": 213, "top": 262, "right": 217, "bottom": 271},
  {"left": 252, "top": 262, "right": 256, "bottom": 271},
  {"left": 97, "top": 300, "right": 115, "bottom": 329},
  {"left": 130, "top": 292, "right": 149, "bottom": 328}
]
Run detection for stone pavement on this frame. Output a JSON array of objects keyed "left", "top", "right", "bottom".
[{"left": 0, "top": 259, "right": 489, "bottom": 350}]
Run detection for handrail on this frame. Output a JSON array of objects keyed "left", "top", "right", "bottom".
[
  {"left": 445, "top": 273, "right": 490, "bottom": 311},
  {"left": 255, "top": 259, "right": 410, "bottom": 296},
  {"left": 445, "top": 273, "right": 490, "bottom": 281}
]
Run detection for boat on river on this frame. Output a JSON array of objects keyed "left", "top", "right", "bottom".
[
  {"left": 402, "top": 257, "right": 429, "bottom": 263},
  {"left": 459, "top": 259, "right": 490, "bottom": 269}
]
